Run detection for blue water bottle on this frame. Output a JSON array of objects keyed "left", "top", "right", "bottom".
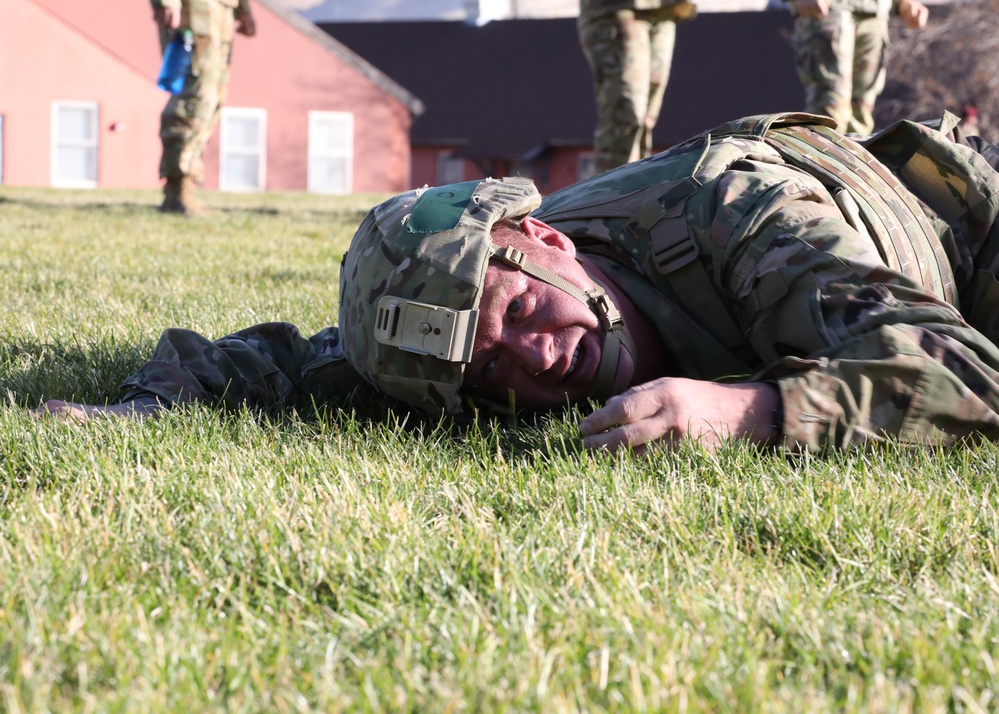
[{"left": 156, "top": 29, "right": 193, "bottom": 94}]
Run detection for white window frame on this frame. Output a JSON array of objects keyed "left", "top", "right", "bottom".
[
  {"left": 436, "top": 152, "right": 465, "bottom": 185},
  {"left": 577, "top": 152, "right": 597, "bottom": 182},
  {"left": 219, "top": 107, "right": 267, "bottom": 192},
  {"left": 307, "top": 111, "right": 353, "bottom": 194},
  {"left": 50, "top": 101, "right": 99, "bottom": 188}
]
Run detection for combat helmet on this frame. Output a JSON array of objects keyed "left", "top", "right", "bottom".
[{"left": 338, "top": 177, "right": 633, "bottom": 414}]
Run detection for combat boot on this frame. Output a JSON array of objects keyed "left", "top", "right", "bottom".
[
  {"left": 159, "top": 177, "right": 183, "bottom": 213},
  {"left": 159, "top": 176, "right": 204, "bottom": 216}
]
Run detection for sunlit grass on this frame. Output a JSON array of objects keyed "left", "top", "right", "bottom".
[{"left": 2, "top": 186, "right": 998, "bottom": 712}]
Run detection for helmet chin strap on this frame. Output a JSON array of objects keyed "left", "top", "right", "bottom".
[{"left": 492, "top": 246, "right": 634, "bottom": 403}]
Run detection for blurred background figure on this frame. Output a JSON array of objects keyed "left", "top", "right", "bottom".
[
  {"left": 578, "top": 0, "right": 697, "bottom": 173},
  {"left": 152, "top": 0, "right": 257, "bottom": 215},
  {"left": 960, "top": 104, "right": 980, "bottom": 137},
  {"left": 790, "top": 0, "right": 927, "bottom": 134}
]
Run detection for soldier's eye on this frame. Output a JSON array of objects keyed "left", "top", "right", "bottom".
[
  {"left": 506, "top": 295, "right": 524, "bottom": 320},
  {"left": 482, "top": 358, "right": 497, "bottom": 381}
]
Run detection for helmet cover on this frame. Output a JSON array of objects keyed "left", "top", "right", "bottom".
[{"left": 338, "top": 177, "right": 542, "bottom": 413}]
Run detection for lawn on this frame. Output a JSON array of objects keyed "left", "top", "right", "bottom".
[{"left": 1, "top": 186, "right": 998, "bottom": 713}]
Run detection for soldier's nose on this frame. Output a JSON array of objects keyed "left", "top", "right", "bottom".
[{"left": 508, "top": 328, "right": 555, "bottom": 375}]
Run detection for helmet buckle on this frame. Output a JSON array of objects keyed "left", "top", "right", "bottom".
[{"left": 494, "top": 246, "right": 527, "bottom": 269}]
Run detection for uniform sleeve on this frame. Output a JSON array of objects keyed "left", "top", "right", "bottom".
[
  {"left": 119, "top": 322, "right": 367, "bottom": 412},
  {"left": 715, "top": 161, "right": 999, "bottom": 451}
]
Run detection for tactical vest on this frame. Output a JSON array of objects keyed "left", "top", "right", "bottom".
[{"left": 535, "top": 112, "right": 956, "bottom": 369}]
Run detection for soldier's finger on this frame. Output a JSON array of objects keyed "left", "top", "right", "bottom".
[
  {"left": 579, "top": 391, "right": 655, "bottom": 436},
  {"left": 582, "top": 418, "right": 677, "bottom": 453},
  {"left": 581, "top": 423, "right": 640, "bottom": 451}
]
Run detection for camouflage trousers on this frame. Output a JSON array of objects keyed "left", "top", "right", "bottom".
[
  {"left": 158, "top": 28, "right": 234, "bottom": 182},
  {"left": 791, "top": 7, "right": 888, "bottom": 135},
  {"left": 579, "top": 8, "right": 677, "bottom": 173}
]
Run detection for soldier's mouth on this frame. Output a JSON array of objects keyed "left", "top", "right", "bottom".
[{"left": 562, "top": 345, "right": 581, "bottom": 383}]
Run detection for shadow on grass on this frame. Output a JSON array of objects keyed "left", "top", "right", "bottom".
[
  {"left": 303, "top": 387, "right": 587, "bottom": 464},
  {"left": 0, "top": 195, "right": 156, "bottom": 213},
  {"left": 0, "top": 195, "right": 370, "bottom": 222},
  {"left": 1, "top": 334, "right": 584, "bottom": 462},
  {"left": 0, "top": 338, "right": 150, "bottom": 408},
  {"left": 210, "top": 204, "right": 371, "bottom": 222}
]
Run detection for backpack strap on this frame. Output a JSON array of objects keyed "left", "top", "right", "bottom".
[
  {"left": 765, "top": 123, "right": 957, "bottom": 304},
  {"left": 623, "top": 136, "right": 757, "bottom": 360}
]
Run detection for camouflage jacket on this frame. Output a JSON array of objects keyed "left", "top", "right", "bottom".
[
  {"left": 120, "top": 323, "right": 367, "bottom": 413},
  {"left": 535, "top": 111, "right": 999, "bottom": 451}
]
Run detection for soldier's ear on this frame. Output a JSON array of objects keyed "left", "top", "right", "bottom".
[{"left": 519, "top": 216, "right": 576, "bottom": 257}]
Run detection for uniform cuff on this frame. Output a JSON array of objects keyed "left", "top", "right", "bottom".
[
  {"left": 776, "top": 374, "right": 850, "bottom": 452},
  {"left": 119, "top": 361, "right": 213, "bottom": 406}
]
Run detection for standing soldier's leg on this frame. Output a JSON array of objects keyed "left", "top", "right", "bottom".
[
  {"left": 640, "top": 16, "right": 675, "bottom": 160},
  {"left": 160, "top": 80, "right": 192, "bottom": 214},
  {"left": 157, "top": 25, "right": 186, "bottom": 214},
  {"left": 159, "top": 33, "right": 232, "bottom": 214},
  {"left": 580, "top": 10, "right": 652, "bottom": 172},
  {"left": 792, "top": 8, "right": 855, "bottom": 131},
  {"left": 182, "top": 35, "right": 232, "bottom": 186},
  {"left": 848, "top": 13, "right": 888, "bottom": 134}
]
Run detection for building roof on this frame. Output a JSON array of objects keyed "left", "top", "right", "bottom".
[
  {"left": 256, "top": 0, "right": 424, "bottom": 115},
  {"left": 319, "top": 11, "right": 802, "bottom": 159},
  {"left": 299, "top": 0, "right": 774, "bottom": 22},
  {"left": 302, "top": 0, "right": 576, "bottom": 22}
]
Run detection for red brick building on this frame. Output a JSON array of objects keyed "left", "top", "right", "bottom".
[{"left": 0, "top": 0, "right": 423, "bottom": 193}]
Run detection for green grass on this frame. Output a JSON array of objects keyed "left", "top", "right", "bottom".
[{"left": 2, "top": 186, "right": 998, "bottom": 713}]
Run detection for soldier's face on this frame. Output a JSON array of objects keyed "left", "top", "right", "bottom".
[{"left": 464, "top": 217, "right": 609, "bottom": 410}]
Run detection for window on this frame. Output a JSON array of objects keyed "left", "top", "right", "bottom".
[
  {"left": 308, "top": 111, "right": 353, "bottom": 194},
  {"left": 51, "top": 101, "right": 98, "bottom": 188},
  {"left": 577, "top": 153, "right": 597, "bottom": 182},
  {"left": 220, "top": 108, "right": 266, "bottom": 191},
  {"left": 436, "top": 153, "right": 465, "bottom": 185}
]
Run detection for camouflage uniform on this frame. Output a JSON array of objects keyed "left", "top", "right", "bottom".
[
  {"left": 536, "top": 112, "right": 999, "bottom": 450},
  {"left": 120, "top": 322, "right": 367, "bottom": 412},
  {"left": 121, "top": 112, "right": 999, "bottom": 453},
  {"left": 790, "top": 0, "right": 892, "bottom": 134},
  {"left": 152, "top": 0, "right": 251, "bottom": 184},
  {"left": 578, "top": 0, "right": 697, "bottom": 173}
]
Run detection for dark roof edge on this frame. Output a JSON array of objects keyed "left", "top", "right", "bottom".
[{"left": 255, "top": 0, "right": 425, "bottom": 116}]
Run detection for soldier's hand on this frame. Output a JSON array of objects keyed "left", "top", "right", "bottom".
[
  {"left": 897, "top": 0, "right": 928, "bottom": 29},
  {"left": 31, "top": 400, "right": 95, "bottom": 422},
  {"left": 578, "top": 378, "right": 780, "bottom": 454},
  {"left": 793, "top": 0, "right": 830, "bottom": 18},
  {"left": 153, "top": 6, "right": 182, "bottom": 30},
  {"left": 31, "top": 397, "right": 166, "bottom": 422},
  {"left": 236, "top": 14, "right": 257, "bottom": 37}
]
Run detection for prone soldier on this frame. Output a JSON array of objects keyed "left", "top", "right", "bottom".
[{"left": 39, "top": 111, "right": 999, "bottom": 453}]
